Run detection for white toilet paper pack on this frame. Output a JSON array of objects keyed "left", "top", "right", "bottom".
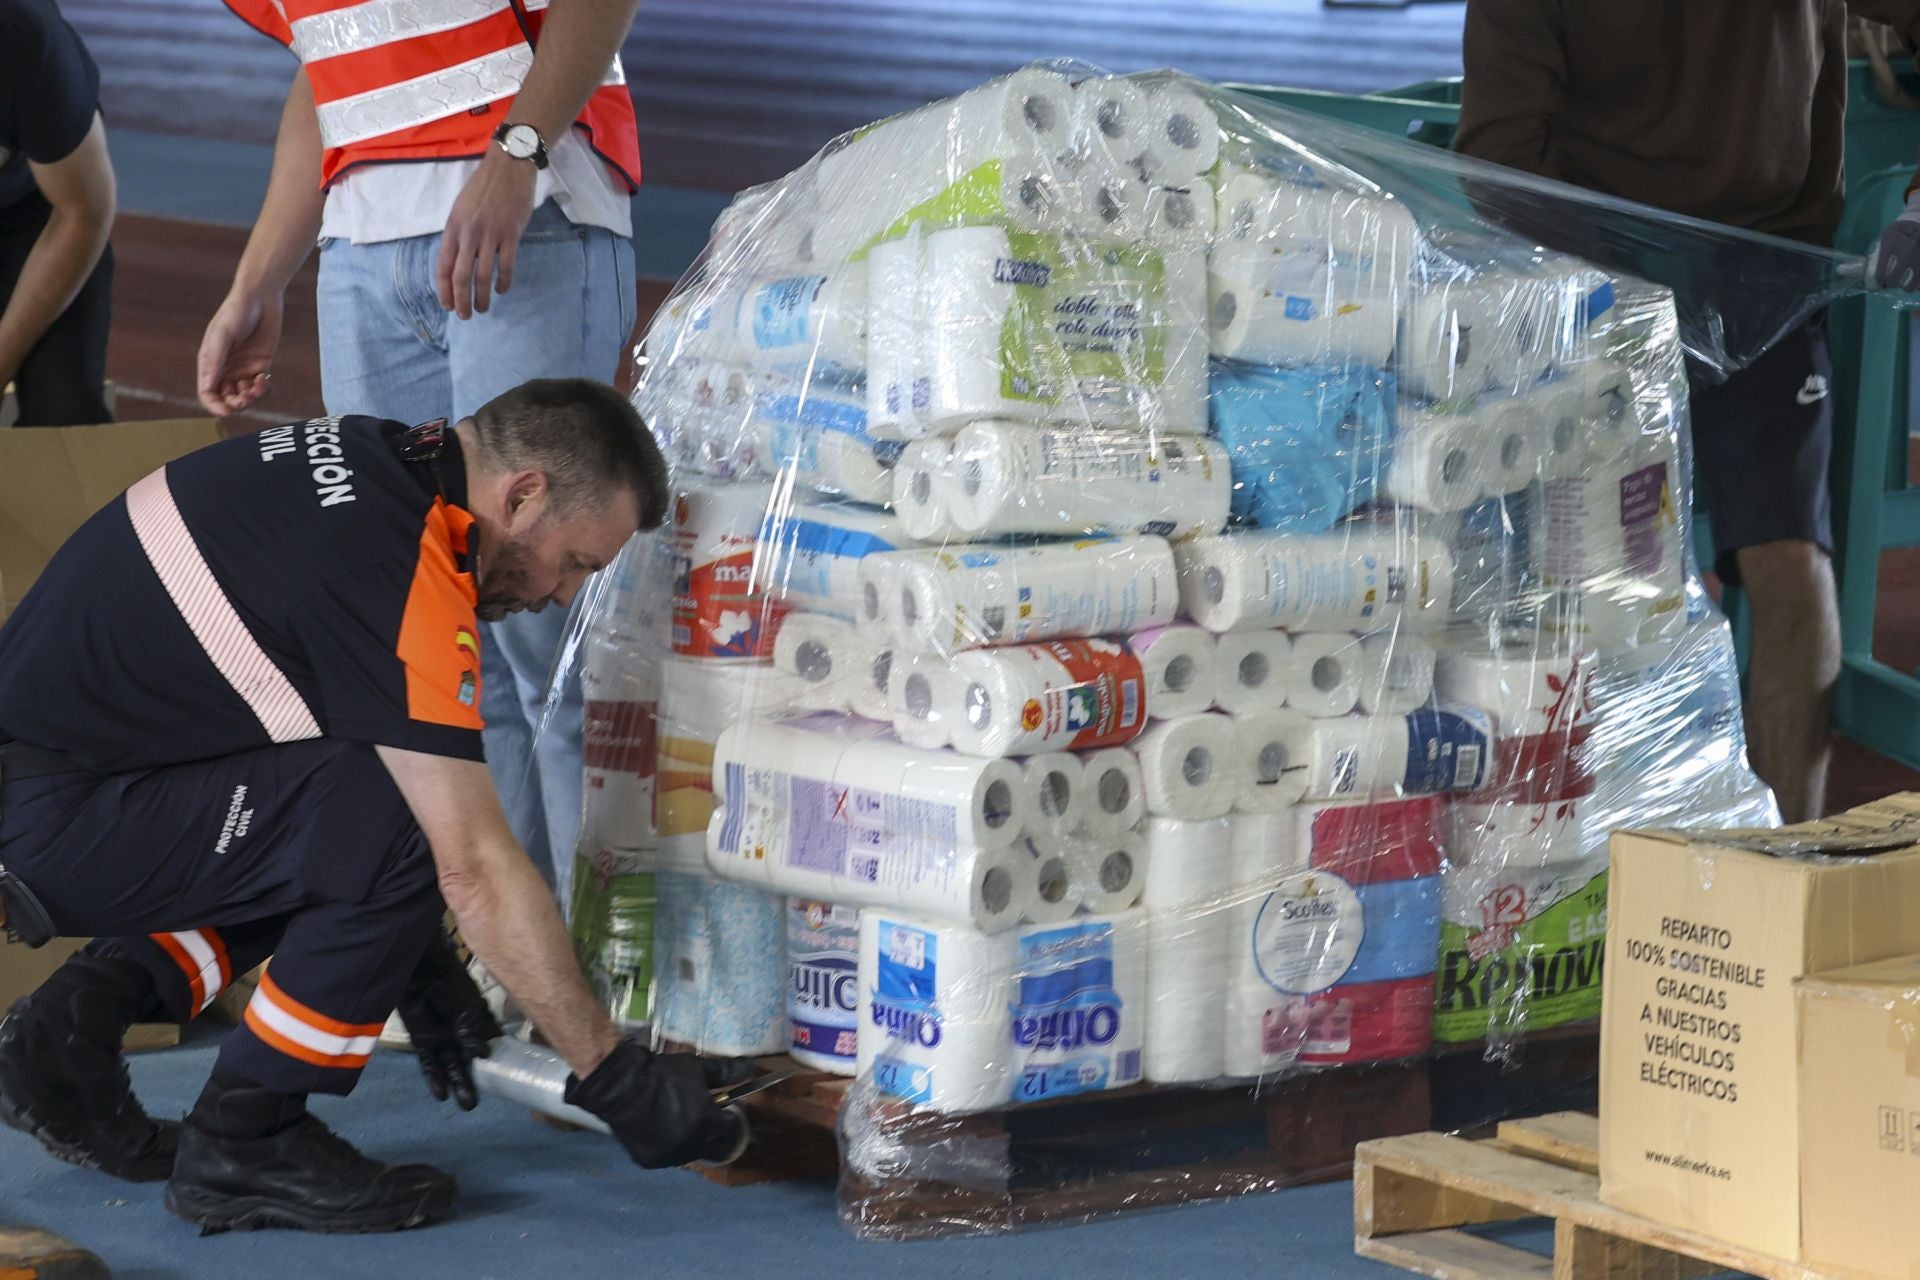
[
  {"left": 1008, "top": 911, "right": 1147, "bottom": 1102},
  {"left": 1174, "top": 529, "right": 1455, "bottom": 634},
  {"left": 788, "top": 898, "right": 863, "bottom": 1073},
  {"left": 893, "top": 536, "right": 1181, "bottom": 652},
  {"left": 942, "top": 421, "right": 1230, "bottom": 538},
  {"left": 949, "top": 639, "right": 1148, "bottom": 757},
  {"left": 858, "top": 911, "right": 1018, "bottom": 1113},
  {"left": 757, "top": 501, "right": 924, "bottom": 622}
]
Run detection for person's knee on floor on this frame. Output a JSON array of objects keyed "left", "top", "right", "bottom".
[
  {"left": 1732, "top": 538, "right": 1840, "bottom": 822},
  {"left": 0, "top": 945, "right": 178, "bottom": 1182}
]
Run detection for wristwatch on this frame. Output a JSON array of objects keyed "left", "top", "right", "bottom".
[{"left": 492, "top": 122, "right": 550, "bottom": 170}]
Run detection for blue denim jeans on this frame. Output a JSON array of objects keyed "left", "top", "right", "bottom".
[{"left": 316, "top": 199, "right": 637, "bottom": 908}]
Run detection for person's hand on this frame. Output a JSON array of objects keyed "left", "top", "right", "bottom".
[
  {"left": 197, "top": 288, "right": 284, "bottom": 416},
  {"left": 437, "top": 149, "right": 538, "bottom": 320},
  {"left": 394, "top": 928, "right": 504, "bottom": 1111},
  {"left": 563, "top": 1036, "right": 756, "bottom": 1168},
  {"left": 1870, "top": 192, "right": 1920, "bottom": 291}
]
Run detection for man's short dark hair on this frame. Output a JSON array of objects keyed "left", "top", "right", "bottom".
[{"left": 468, "top": 378, "right": 669, "bottom": 529}]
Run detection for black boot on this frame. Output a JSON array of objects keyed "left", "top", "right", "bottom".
[
  {"left": 0, "top": 953, "right": 178, "bottom": 1182},
  {"left": 165, "top": 1076, "right": 457, "bottom": 1234}
]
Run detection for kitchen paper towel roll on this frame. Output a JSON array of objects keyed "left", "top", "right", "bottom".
[
  {"left": 1130, "top": 712, "right": 1239, "bottom": 819},
  {"left": 1077, "top": 746, "right": 1147, "bottom": 837},
  {"left": 1213, "top": 629, "right": 1293, "bottom": 714},
  {"left": 1385, "top": 407, "right": 1495, "bottom": 513},
  {"left": 773, "top": 612, "right": 872, "bottom": 712},
  {"left": 893, "top": 438, "right": 958, "bottom": 542},
  {"left": 864, "top": 231, "right": 925, "bottom": 441},
  {"left": 1008, "top": 911, "right": 1148, "bottom": 1101},
  {"left": 1063, "top": 74, "right": 1150, "bottom": 176},
  {"left": 894, "top": 536, "right": 1181, "bottom": 651},
  {"left": 671, "top": 481, "right": 787, "bottom": 658},
  {"left": 1130, "top": 623, "right": 1218, "bottom": 720},
  {"left": 887, "top": 648, "right": 970, "bottom": 749},
  {"left": 942, "top": 421, "right": 1231, "bottom": 539},
  {"left": 950, "top": 639, "right": 1148, "bottom": 757},
  {"left": 1023, "top": 752, "right": 1088, "bottom": 839},
  {"left": 1483, "top": 396, "right": 1546, "bottom": 497},
  {"left": 1063, "top": 829, "right": 1149, "bottom": 913},
  {"left": 1206, "top": 241, "right": 1399, "bottom": 367},
  {"left": 758, "top": 500, "right": 924, "bottom": 622},
  {"left": 1285, "top": 632, "right": 1367, "bottom": 718},
  {"left": 1232, "top": 708, "right": 1313, "bottom": 812},
  {"left": 1298, "top": 704, "right": 1494, "bottom": 800},
  {"left": 726, "top": 264, "right": 868, "bottom": 371},
  {"left": 1433, "top": 637, "right": 1595, "bottom": 739},
  {"left": 1020, "top": 836, "right": 1081, "bottom": 924},
  {"left": 1399, "top": 274, "right": 1499, "bottom": 405},
  {"left": 1137, "top": 81, "right": 1220, "bottom": 182},
  {"left": 754, "top": 384, "right": 898, "bottom": 505},
  {"left": 1357, "top": 632, "right": 1437, "bottom": 715},
  {"left": 653, "top": 871, "right": 789, "bottom": 1057},
  {"left": 921, "top": 224, "right": 1039, "bottom": 430},
  {"left": 787, "top": 898, "right": 862, "bottom": 1074},
  {"left": 1446, "top": 795, "right": 1589, "bottom": 873},
  {"left": 858, "top": 911, "right": 1017, "bottom": 1113},
  {"left": 1141, "top": 816, "right": 1231, "bottom": 1083},
  {"left": 1174, "top": 530, "right": 1455, "bottom": 635}
]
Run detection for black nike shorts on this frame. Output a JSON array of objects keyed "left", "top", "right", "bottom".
[{"left": 1687, "top": 314, "right": 1835, "bottom": 587}]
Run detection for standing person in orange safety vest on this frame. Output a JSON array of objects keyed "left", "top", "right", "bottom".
[{"left": 195, "top": 0, "right": 647, "bottom": 969}]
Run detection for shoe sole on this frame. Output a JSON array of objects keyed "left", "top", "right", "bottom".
[
  {"left": 0, "top": 1082, "right": 173, "bottom": 1183},
  {"left": 163, "top": 1180, "right": 458, "bottom": 1235}
]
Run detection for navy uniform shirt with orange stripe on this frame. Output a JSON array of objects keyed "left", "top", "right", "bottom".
[{"left": 0, "top": 416, "right": 485, "bottom": 771}]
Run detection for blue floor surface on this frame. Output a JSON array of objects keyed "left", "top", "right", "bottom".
[{"left": 0, "top": 1028, "right": 1436, "bottom": 1280}]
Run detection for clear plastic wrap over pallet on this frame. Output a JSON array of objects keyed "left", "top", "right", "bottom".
[{"left": 586, "top": 62, "right": 1895, "bottom": 1237}]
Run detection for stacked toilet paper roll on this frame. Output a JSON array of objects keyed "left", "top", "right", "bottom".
[
  {"left": 1221, "top": 809, "right": 1310, "bottom": 1078},
  {"left": 1231, "top": 708, "right": 1312, "bottom": 812},
  {"left": 1145, "top": 182, "right": 1215, "bottom": 245},
  {"left": 1291, "top": 703, "right": 1494, "bottom": 800},
  {"left": 1130, "top": 624, "right": 1217, "bottom": 719},
  {"left": 887, "top": 648, "right": 969, "bottom": 748},
  {"left": 656, "top": 658, "right": 809, "bottom": 864},
  {"left": 893, "top": 536, "right": 1180, "bottom": 652},
  {"left": 948, "top": 639, "right": 1148, "bottom": 757},
  {"left": 893, "top": 438, "right": 959, "bottom": 541},
  {"left": 1570, "top": 358, "right": 1636, "bottom": 462},
  {"left": 1284, "top": 632, "right": 1367, "bottom": 717},
  {"left": 1062, "top": 74, "right": 1150, "bottom": 176},
  {"left": 1213, "top": 629, "right": 1291, "bottom": 714},
  {"left": 1206, "top": 241, "right": 1399, "bottom": 367},
  {"left": 1022, "top": 753, "right": 1087, "bottom": 840},
  {"left": 1141, "top": 817, "right": 1233, "bottom": 1083},
  {"left": 1356, "top": 633, "right": 1437, "bottom": 715},
  {"left": 671, "top": 481, "right": 787, "bottom": 659},
  {"left": 1433, "top": 637, "right": 1595, "bottom": 741},
  {"left": 773, "top": 612, "right": 877, "bottom": 712},
  {"left": 787, "top": 897, "right": 863, "bottom": 1074},
  {"left": 1020, "top": 836, "right": 1080, "bottom": 925},
  {"left": 1071, "top": 170, "right": 1148, "bottom": 242},
  {"left": 1077, "top": 747, "right": 1148, "bottom": 837},
  {"left": 1129, "top": 712, "right": 1239, "bottom": 819},
  {"left": 1531, "top": 379, "right": 1587, "bottom": 482},
  {"left": 709, "top": 715, "right": 1035, "bottom": 929},
  {"left": 1008, "top": 910, "right": 1148, "bottom": 1102},
  {"left": 1174, "top": 529, "right": 1455, "bottom": 634},
  {"left": 1482, "top": 395, "right": 1546, "bottom": 497},
  {"left": 653, "top": 871, "right": 790, "bottom": 1057},
  {"left": 1059, "top": 828, "right": 1149, "bottom": 912},
  {"left": 857, "top": 910, "right": 1019, "bottom": 1113},
  {"left": 753, "top": 384, "right": 898, "bottom": 505},
  {"left": 851, "top": 644, "right": 894, "bottom": 723},
  {"left": 940, "top": 421, "right": 1231, "bottom": 538},
  {"left": 758, "top": 501, "right": 924, "bottom": 622},
  {"left": 1214, "top": 164, "right": 1419, "bottom": 263},
  {"left": 1135, "top": 81, "right": 1220, "bottom": 182},
  {"left": 1385, "top": 406, "right": 1498, "bottom": 513}
]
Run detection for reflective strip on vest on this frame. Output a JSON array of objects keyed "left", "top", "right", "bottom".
[
  {"left": 290, "top": 0, "right": 511, "bottom": 62},
  {"left": 312, "top": 43, "right": 627, "bottom": 149}
]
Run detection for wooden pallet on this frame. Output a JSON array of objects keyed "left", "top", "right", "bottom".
[{"left": 1354, "top": 1112, "right": 1838, "bottom": 1280}]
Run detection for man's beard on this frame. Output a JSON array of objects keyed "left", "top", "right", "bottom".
[{"left": 475, "top": 535, "right": 547, "bottom": 622}]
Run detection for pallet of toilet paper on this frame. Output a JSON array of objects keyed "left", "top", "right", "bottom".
[{"left": 580, "top": 62, "right": 1801, "bottom": 1232}]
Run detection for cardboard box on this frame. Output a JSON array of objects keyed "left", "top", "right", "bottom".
[
  {"left": 1798, "top": 954, "right": 1920, "bottom": 1280},
  {"left": 0, "top": 418, "right": 224, "bottom": 616},
  {"left": 1599, "top": 794, "right": 1920, "bottom": 1262}
]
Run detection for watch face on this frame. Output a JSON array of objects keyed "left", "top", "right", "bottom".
[{"left": 502, "top": 126, "right": 539, "bottom": 159}]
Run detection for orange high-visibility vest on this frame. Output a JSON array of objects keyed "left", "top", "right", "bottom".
[{"left": 225, "top": 0, "right": 642, "bottom": 190}]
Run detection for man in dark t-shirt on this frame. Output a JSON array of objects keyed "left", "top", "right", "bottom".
[
  {"left": 1456, "top": 1, "right": 1920, "bottom": 824},
  {"left": 0, "top": 0, "right": 116, "bottom": 426},
  {"left": 0, "top": 378, "right": 752, "bottom": 1235}
]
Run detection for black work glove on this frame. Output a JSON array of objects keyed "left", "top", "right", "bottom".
[
  {"left": 394, "top": 928, "right": 504, "bottom": 1111},
  {"left": 563, "top": 1036, "right": 756, "bottom": 1168}
]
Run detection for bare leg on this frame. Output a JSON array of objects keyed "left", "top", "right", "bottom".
[{"left": 1734, "top": 539, "right": 1839, "bottom": 822}]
